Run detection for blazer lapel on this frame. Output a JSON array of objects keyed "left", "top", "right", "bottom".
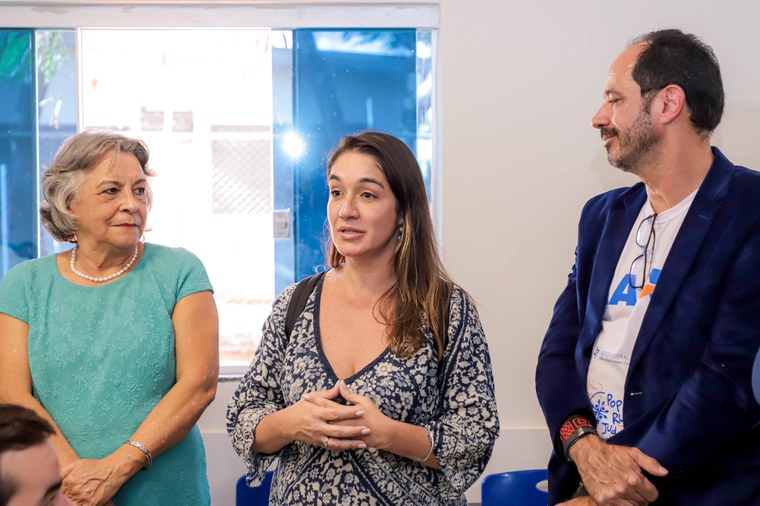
[
  {"left": 628, "top": 148, "right": 734, "bottom": 372},
  {"left": 580, "top": 187, "right": 646, "bottom": 360}
]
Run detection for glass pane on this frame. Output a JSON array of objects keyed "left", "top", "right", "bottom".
[
  {"left": 0, "top": 29, "right": 36, "bottom": 277},
  {"left": 286, "top": 29, "right": 420, "bottom": 282},
  {"left": 37, "top": 30, "right": 77, "bottom": 258},
  {"left": 416, "top": 30, "right": 435, "bottom": 195},
  {"left": 271, "top": 30, "right": 296, "bottom": 295},
  {"left": 80, "top": 29, "right": 274, "bottom": 366}
]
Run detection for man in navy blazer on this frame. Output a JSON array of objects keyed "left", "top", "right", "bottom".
[{"left": 536, "top": 29, "right": 760, "bottom": 505}]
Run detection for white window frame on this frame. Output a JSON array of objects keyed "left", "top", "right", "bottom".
[{"left": 0, "top": 2, "right": 439, "bottom": 30}]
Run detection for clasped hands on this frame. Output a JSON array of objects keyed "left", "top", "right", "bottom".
[
  {"left": 559, "top": 435, "right": 669, "bottom": 506},
  {"left": 60, "top": 443, "right": 145, "bottom": 506},
  {"left": 60, "top": 458, "right": 121, "bottom": 506},
  {"left": 290, "top": 380, "right": 391, "bottom": 451}
]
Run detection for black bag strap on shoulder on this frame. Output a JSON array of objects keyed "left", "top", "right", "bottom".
[{"left": 284, "top": 271, "right": 325, "bottom": 338}]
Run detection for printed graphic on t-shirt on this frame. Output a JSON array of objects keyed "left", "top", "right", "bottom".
[
  {"left": 591, "top": 269, "right": 658, "bottom": 437},
  {"left": 588, "top": 381, "right": 624, "bottom": 438},
  {"left": 608, "top": 268, "right": 661, "bottom": 306}
]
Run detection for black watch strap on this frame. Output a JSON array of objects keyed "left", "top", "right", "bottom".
[{"left": 563, "top": 425, "right": 597, "bottom": 461}]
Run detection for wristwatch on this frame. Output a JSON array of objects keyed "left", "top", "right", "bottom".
[{"left": 563, "top": 425, "right": 597, "bottom": 461}]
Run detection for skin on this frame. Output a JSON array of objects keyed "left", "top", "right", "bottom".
[
  {"left": 591, "top": 42, "right": 714, "bottom": 214},
  {"left": 591, "top": 46, "right": 661, "bottom": 176},
  {"left": 558, "top": 497, "right": 599, "bottom": 506},
  {"left": 1, "top": 441, "right": 71, "bottom": 506},
  {"left": 596, "top": 94, "right": 659, "bottom": 174},
  {"left": 576, "top": 41, "right": 718, "bottom": 505},
  {"left": 568, "top": 437, "right": 666, "bottom": 506},
  {"left": 323, "top": 150, "right": 400, "bottom": 379},
  {"left": 0, "top": 149, "right": 219, "bottom": 505},
  {"left": 251, "top": 151, "right": 438, "bottom": 468},
  {"left": 326, "top": 150, "right": 399, "bottom": 270},
  {"left": 67, "top": 150, "right": 148, "bottom": 275}
]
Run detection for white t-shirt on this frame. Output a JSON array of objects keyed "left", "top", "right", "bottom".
[{"left": 586, "top": 190, "right": 696, "bottom": 439}]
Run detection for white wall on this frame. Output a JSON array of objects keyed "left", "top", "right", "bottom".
[{"left": 196, "top": 0, "right": 760, "bottom": 503}]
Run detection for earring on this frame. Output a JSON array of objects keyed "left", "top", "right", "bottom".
[{"left": 397, "top": 220, "right": 404, "bottom": 240}]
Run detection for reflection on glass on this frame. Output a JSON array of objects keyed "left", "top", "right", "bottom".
[
  {"left": 416, "top": 30, "right": 434, "bottom": 193},
  {"left": 37, "top": 30, "right": 77, "bottom": 258},
  {"left": 282, "top": 29, "right": 427, "bottom": 283},
  {"left": 0, "top": 30, "right": 36, "bottom": 277},
  {"left": 0, "top": 30, "right": 76, "bottom": 277}
]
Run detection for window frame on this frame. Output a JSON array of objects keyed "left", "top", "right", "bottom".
[
  {"left": 1, "top": 2, "right": 441, "bottom": 377},
  {"left": 0, "top": 2, "right": 439, "bottom": 30}
]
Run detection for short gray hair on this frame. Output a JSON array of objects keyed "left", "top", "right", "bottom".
[{"left": 40, "top": 130, "right": 155, "bottom": 242}]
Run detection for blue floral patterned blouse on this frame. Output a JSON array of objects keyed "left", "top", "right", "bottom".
[{"left": 227, "top": 276, "right": 499, "bottom": 505}]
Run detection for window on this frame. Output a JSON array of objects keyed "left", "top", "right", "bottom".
[
  {"left": 0, "top": 29, "right": 77, "bottom": 266},
  {"left": 0, "top": 4, "right": 439, "bottom": 374}
]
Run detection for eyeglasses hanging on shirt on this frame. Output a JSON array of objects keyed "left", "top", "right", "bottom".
[{"left": 629, "top": 213, "right": 657, "bottom": 289}]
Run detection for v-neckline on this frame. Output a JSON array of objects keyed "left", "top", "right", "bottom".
[{"left": 312, "top": 276, "right": 392, "bottom": 384}]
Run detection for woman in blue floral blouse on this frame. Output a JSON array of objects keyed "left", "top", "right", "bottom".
[{"left": 227, "top": 131, "right": 499, "bottom": 505}]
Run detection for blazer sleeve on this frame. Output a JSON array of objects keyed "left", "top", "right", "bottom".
[
  {"left": 753, "top": 348, "right": 760, "bottom": 405},
  {"left": 535, "top": 250, "right": 596, "bottom": 456}
]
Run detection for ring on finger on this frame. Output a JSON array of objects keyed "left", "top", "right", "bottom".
[{"left": 323, "top": 436, "right": 331, "bottom": 448}]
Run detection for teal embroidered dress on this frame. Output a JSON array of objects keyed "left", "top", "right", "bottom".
[{"left": 0, "top": 243, "right": 212, "bottom": 505}]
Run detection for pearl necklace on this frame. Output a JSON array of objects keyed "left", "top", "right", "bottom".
[{"left": 70, "top": 244, "right": 139, "bottom": 283}]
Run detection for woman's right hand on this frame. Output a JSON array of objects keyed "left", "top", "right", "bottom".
[
  {"left": 288, "top": 381, "right": 371, "bottom": 450},
  {"left": 61, "top": 459, "right": 118, "bottom": 506},
  {"left": 61, "top": 446, "right": 144, "bottom": 506},
  {"left": 254, "top": 382, "right": 370, "bottom": 453}
]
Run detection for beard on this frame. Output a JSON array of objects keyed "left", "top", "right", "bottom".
[{"left": 601, "top": 107, "right": 660, "bottom": 173}]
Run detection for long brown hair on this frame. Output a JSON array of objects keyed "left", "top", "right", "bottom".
[{"left": 326, "top": 132, "right": 453, "bottom": 360}]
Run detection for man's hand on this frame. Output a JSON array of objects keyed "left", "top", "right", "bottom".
[
  {"left": 569, "top": 435, "right": 668, "bottom": 506},
  {"left": 558, "top": 497, "right": 599, "bottom": 506}
]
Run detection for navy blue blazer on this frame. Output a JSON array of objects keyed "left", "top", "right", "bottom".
[
  {"left": 536, "top": 148, "right": 760, "bottom": 505},
  {"left": 753, "top": 349, "right": 760, "bottom": 405}
]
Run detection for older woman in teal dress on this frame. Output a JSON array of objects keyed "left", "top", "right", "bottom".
[{"left": 0, "top": 131, "right": 218, "bottom": 505}]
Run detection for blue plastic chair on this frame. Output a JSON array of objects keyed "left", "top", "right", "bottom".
[
  {"left": 236, "top": 471, "right": 274, "bottom": 505},
  {"left": 481, "top": 469, "right": 549, "bottom": 506}
]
